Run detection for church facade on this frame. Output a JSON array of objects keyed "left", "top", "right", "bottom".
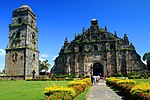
[
  {"left": 51, "top": 19, "right": 146, "bottom": 77},
  {"left": 5, "top": 5, "right": 39, "bottom": 79}
]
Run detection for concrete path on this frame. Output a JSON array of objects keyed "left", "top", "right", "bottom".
[{"left": 86, "top": 80, "right": 122, "bottom": 100}]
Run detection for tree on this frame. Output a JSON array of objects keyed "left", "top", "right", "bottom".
[
  {"left": 39, "top": 59, "right": 51, "bottom": 72},
  {"left": 143, "top": 52, "right": 150, "bottom": 71}
]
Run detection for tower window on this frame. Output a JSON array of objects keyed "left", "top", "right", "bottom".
[
  {"left": 33, "top": 54, "right": 35, "bottom": 60},
  {"left": 18, "top": 18, "right": 22, "bottom": 24},
  {"left": 32, "top": 32, "right": 35, "bottom": 39},
  {"left": 20, "top": 56, "right": 23, "bottom": 60},
  {"left": 16, "top": 32, "right": 20, "bottom": 38},
  {"left": 12, "top": 53, "right": 18, "bottom": 62},
  {"left": 31, "top": 20, "right": 34, "bottom": 25},
  {"left": 14, "top": 53, "right": 18, "bottom": 61},
  {"left": 94, "top": 45, "right": 98, "bottom": 51}
]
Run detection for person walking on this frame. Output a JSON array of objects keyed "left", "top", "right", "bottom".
[
  {"left": 90, "top": 72, "right": 93, "bottom": 85},
  {"left": 93, "top": 75, "right": 97, "bottom": 85}
]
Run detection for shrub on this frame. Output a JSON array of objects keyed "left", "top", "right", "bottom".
[
  {"left": 130, "top": 83, "right": 150, "bottom": 99},
  {"left": 71, "top": 85, "right": 84, "bottom": 95},
  {"left": 113, "top": 73, "right": 123, "bottom": 77},
  {"left": 44, "top": 84, "right": 76, "bottom": 99},
  {"left": 68, "top": 80, "right": 87, "bottom": 90}
]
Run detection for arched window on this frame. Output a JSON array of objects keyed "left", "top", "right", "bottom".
[
  {"left": 16, "top": 32, "right": 20, "bottom": 38},
  {"left": 79, "top": 46, "right": 83, "bottom": 52},
  {"left": 14, "top": 53, "right": 18, "bottom": 61},
  {"left": 33, "top": 54, "right": 35, "bottom": 60},
  {"left": 32, "top": 32, "right": 35, "bottom": 39},
  {"left": 12, "top": 53, "right": 18, "bottom": 62},
  {"left": 18, "top": 18, "right": 22, "bottom": 24},
  {"left": 94, "top": 45, "right": 98, "bottom": 51},
  {"left": 31, "top": 20, "right": 34, "bottom": 25},
  {"left": 110, "top": 44, "right": 115, "bottom": 50}
]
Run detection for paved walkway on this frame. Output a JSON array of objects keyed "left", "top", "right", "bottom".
[{"left": 86, "top": 80, "right": 122, "bottom": 100}]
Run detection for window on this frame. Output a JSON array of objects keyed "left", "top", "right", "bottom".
[
  {"left": 79, "top": 46, "right": 83, "bottom": 52},
  {"left": 110, "top": 44, "right": 115, "bottom": 50},
  {"left": 14, "top": 53, "right": 18, "bottom": 61},
  {"left": 31, "top": 20, "right": 34, "bottom": 25},
  {"left": 12, "top": 53, "right": 18, "bottom": 62},
  {"left": 94, "top": 45, "right": 98, "bottom": 51},
  {"left": 32, "top": 32, "right": 35, "bottom": 39},
  {"left": 33, "top": 54, "right": 35, "bottom": 60},
  {"left": 18, "top": 18, "right": 22, "bottom": 24},
  {"left": 20, "top": 56, "right": 23, "bottom": 60},
  {"left": 16, "top": 32, "right": 20, "bottom": 38}
]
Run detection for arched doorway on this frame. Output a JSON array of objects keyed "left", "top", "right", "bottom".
[{"left": 93, "top": 63, "right": 103, "bottom": 77}]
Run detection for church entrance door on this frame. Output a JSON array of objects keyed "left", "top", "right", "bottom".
[{"left": 93, "top": 63, "right": 103, "bottom": 77}]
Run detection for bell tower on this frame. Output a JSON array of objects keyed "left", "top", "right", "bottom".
[{"left": 5, "top": 5, "right": 39, "bottom": 79}]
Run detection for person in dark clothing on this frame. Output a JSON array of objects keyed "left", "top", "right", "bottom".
[{"left": 90, "top": 72, "right": 93, "bottom": 85}]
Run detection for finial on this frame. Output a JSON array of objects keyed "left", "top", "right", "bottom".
[
  {"left": 65, "top": 37, "right": 69, "bottom": 43},
  {"left": 114, "top": 31, "right": 117, "bottom": 37},
  {"left": 104, "top": 26, "right": 107, "bottom": 32},
  {"left": 64, "top": 37, "right": 69, "bottom": 46},
  {"left": 75, "top": 33, "right": 77, "bottom": 38},
  {"left": 91, "top": 19, "right": 98, "bottom": 26},
  {"left": 124, "top": 33, "right": 129, "bottom": 45},
  {"left": 82, "top": 27, "right": 85, "bottom": 33}
]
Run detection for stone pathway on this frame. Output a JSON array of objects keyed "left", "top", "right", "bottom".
[{"left": 86, "top": 80, "right": 122, "bottom": 100}]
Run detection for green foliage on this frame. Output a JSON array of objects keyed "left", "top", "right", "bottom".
[
  {"left": 39, "top": 59, "right": 51, "bottom": 72},
  {"left": 83, "top": 39, "right": 89, "bottom": 43},
  {"left": 44, "top": 78, "right": 91, "bottom": 99},
  {"left": 113, "top": 72, "right": 123, "bottom": 77},
  {"left": 49, "top": 91, "right": 73, "bottom": 100},
  {"left": 127, "top": 71, "right": 149, "bottom": 79},
  {"left": 143, "top": 52, "right": 150, "bottom": 71}
]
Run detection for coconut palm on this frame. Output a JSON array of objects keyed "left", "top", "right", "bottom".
[{"left": 39, "top": 60, "right": 51, "bottom": 71}]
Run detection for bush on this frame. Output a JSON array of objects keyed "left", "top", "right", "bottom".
[
  {"left": 130, "top": 83, "right": 150, "bottom": 99},
  {"left": 43, "top": 78, "right": 91, "bottom": 99},
  {"left": 44, "top": 85, "right": 75, "bottom": 99},
  {"left": 113, "top": 73, "right": 123, "bottom": 77},
  {"left": 68, "top": 81, "right": 87, "bottom": 90}
]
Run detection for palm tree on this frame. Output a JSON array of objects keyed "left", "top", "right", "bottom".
[
  {"left": 39, "top": 60, "right": 51, "bottom": 72},
  {"left": 143, "top": 52, "right": 150, "bottom": 71}
]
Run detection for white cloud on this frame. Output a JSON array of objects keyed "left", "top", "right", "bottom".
[
  {"left": 0, "top": 63, "right": 5, "bottom": 71},
  {"left": 52, "top": 55, "right": 58, "bottom": 61},
  {"left": 0, "top": 49, "right": 5, "bottom": 57},
  {"left": 39, "top": 54, "right": 50, "bottom": 62},
  {"left": 39, "top": 57, "right": 46, "bottom": 62},
  {"left": 40, "top": 54, "right": 49, "bottom": 58}
]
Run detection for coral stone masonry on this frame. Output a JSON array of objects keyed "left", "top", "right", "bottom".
[
  {"left": 51, "top": 19, "right": 146, "bottom": 77},
  {"left": 5, "top": 5, "right": 39, "bottom": 79}
]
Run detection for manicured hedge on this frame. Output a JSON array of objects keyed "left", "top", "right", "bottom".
[
  {"left": 43, "top": 78, "right": 91, "bottom": 100},
  {"left": 106, "top": 77, "right": 150, "bottom": 100}
]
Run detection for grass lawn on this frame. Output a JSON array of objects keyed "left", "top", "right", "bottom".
[
  {"left": 0, "top": 81, "right": 69, "bottom": 100},
  {"left": 134, "top": 78, "right": 150, "bottom": 84}
]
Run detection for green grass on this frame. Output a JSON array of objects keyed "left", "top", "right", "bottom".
[
  {"left": 134, "top": 78, "right": 150, "bottom": 84},
  {"left": 0, "top": 81, "right": 69, "bottom": 100}
]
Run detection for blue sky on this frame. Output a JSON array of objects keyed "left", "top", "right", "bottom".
[{"left": 0, "top": 0, "right": 150, "bottom": 71}]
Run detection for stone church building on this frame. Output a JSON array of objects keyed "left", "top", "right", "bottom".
[
  {"left": 5, "top": 5, "right": 39, "bottom": 79},
  {"left": 51, "top": 19, "right": 146, "bottom": 77}
]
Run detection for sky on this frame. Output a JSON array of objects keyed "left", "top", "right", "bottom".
[{"left": 0, "top": 0, "right": 150, "bottom": 71}]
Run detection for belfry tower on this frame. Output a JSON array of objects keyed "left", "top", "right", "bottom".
[{"left": 5, "top": 5, "right": 39, "bottom": 79}]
